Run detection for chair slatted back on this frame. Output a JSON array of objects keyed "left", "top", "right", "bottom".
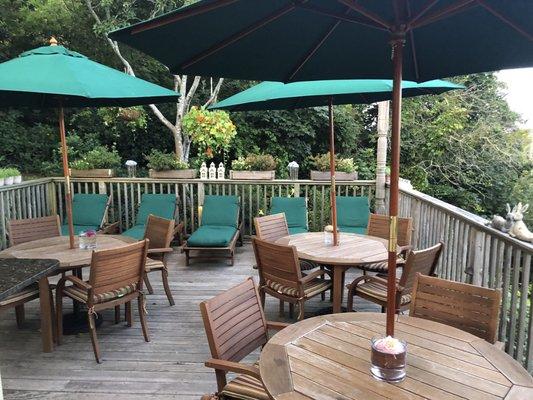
[
  {"left": 200, "top": 278, "right": 268, "bottom": 362},
  {"left": 144, "top": 214, "right": 175, "bottom": 251},
  {"left": 410, "top": 274, "right": 501, "bottom": 343},
  {"left": 254, "top": 213, "right": 289, "bottom": 243},
  {"left": 399, "top": 242, "right": 443, "bottom": 294},
  {"left": 367, "top": 214, "right": 413, "bottom": 247},
  {"left": 252, "top": 237, "right": 302, "bottom": 293},
  {"left": 8, "top": 216, "right": 61, "bottom": 246},
  {"left": 88, "top": 240, "right": 148, "bottom": 301}
]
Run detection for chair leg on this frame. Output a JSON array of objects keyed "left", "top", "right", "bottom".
[
  {"left": 114, "top": 306, "right": 121, "bottom": 324},
  {"left": 381, "top": 306, "right": 386, "bottom": 313},
  {"left": 259, "top": 288, "right": 266, "bottom": 311},
  {"left": 143, "top": 274, "right": 154, "bottom": 295},
  {"left": 15, "top": 305, "right": 25, "bottom": 328},
  {"left": 56, "top": 288, "right": 64, "bottom": 345},
  {"left": 184, "top": 250, "right": 190, "bottom": 266},
  {"left": 289, "top": 303, "right": 295, "bottom": 319},
  {"left": 138, "top": 296, "right": 150, "bottom": 342},
  {"left": 161, "top": 269, "right": 175, "bottom": 306},
  {"left": 278, "top": 300, "right": 284, "bottom": 317},
  {"left": 49, "top": 287, "right": 57, "bottom": 343},
  {"left": 87, "top": 312, "right": 101, "bottom": 363},
  {"left": 297, "top": 300, "right": 305, "bottom": 321},
  {"left": 346, "top": 285, "right": 355, "bottom": 312},
  {"left": 125, "top": 302, "right": 133, "bottom": 327}
]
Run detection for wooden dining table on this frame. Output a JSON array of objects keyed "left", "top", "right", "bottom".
[
  {"left": 276, "top": 232, "right": 394, "bottom": 313},
  {"left": 260, "top": 312, "right": 533, "bottom": 400}
]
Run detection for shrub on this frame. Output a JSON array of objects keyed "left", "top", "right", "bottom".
[
  {"left": 309, "top": 152, "right": 356, "bottom": 173},
  {"left": 231, "top": 154, "right": 277, "bottom": 171},
  {"left": 70, "top": 146, "right": 121, "bottom": 170},
  {"left": 145, "top": 149, "right": 188, "bottom": 171}
]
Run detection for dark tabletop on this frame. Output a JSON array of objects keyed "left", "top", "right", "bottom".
[{"left": 0, "top": 258, "right": 59, "bottom": 302}]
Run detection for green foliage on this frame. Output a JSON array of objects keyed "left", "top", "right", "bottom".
[
  {"left": 0, "top": 168, "right": 20, "bottom": 178},
  {"left": 308, "top": 152, "right": 357, "bottom": 173},
  {"left": 70, "top": 146, "right": 121, "bottom": 170},
  {"left": 183, "top": 106, "right": 237, "bottom": 158},
  {"left": 231, "top": 154, "right": 277, "bottom": 171},
  {"left": 145, "top": 149, "right": 188, "bottom": 171},
  {"left": 511, "top": 169, "right": 533, "bottom": 226}
]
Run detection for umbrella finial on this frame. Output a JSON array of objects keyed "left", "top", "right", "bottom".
[{"left": 49, "top": 37, "right": 58, "bottom": 46}]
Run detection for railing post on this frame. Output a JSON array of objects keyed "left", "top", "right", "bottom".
[
  {"left": 47, "top": 180, "right": 57, "bottom": 216},
  {"left": 467, "top": 229, "right": 485, "bottom": 285}
]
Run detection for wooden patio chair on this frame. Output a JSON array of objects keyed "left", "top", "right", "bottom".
[
  {"left": 252, "top": 237, "right": 332, "bottom": 320},
  {"left": 143, "top": 214, "right": 175, "bottom": 306},
  {"left": 346, "top": 242, "right": 443, "bottom": 313},
  {"left": 358, "top": 213, "right": 413, "bottom": 273},
  {"left": 410, "top": 274, "right": 503, "bottom": 348},
  {"left": 270, "top": 196, "right": 308, "bottom": 234},
  {"left": 1, "top": 216, "right": 61, "bottom": 328},
  {"left": 200, "top": 278, "right": 289, "bottom": 400},
  {"left": 56, "top": 240, "right": 150, "bottom": 363}
]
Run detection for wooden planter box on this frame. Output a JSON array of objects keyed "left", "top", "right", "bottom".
[
  {"left": 70, "top": 169, "right": 115, "bottom": 178},
  {"left": 229, "top": 170, "right": 275, "bottom": 180},
  {"left": 310, "top": 171, "right": 358, "bottom": 181},
  {"left": 149, "top": 169, "right": 197, "bottom": 179}
]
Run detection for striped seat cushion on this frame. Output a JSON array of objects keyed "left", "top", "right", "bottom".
[
  {"left": 145, "top": 258, "right": 165, "bottom": 272},
  {"left": 0, "top": 284, "right": 39, "bottom": 307},
  {"left": 221, "top": 368, "right": 269, "bottom": 400},
  {"left": 265, "top": 278, "right": 331, "bottom": 299},
  {"left": 355, "top": 281, "right": 411, "bottom": 305},
  {"left": 358, "top": 257, "right": 405, "bottom": 272},
  {"left": 63, "top": 282, "right": 138, "bottom": 304}
]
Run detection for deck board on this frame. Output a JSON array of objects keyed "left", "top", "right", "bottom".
[{"left": 0, "top": 243, "right": 378, "bottom": 399}]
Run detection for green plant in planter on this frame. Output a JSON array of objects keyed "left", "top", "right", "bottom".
[
  {"left": 336, "top": 158, "right": 356, "bottom": 173},
  {"left": 231, "top": 154, "right": 277, "bottom": 171},
  {"left": 183, "top": 106, "right": 237, "bottom": 158},
  {"left": 4, "top": 168, "right": 20, "bottom": 177},
  {"left": 231, "top": 156, "right": 249, "bottom": 171},
  {"left": 145, "top": 149, "right": 189, "bottom": 171},
  {"left": 70, "top": 146, "right": 121, "bottom": 170},
  {"left": 309, "top": 152, "right": 356, "bottom": 173}
]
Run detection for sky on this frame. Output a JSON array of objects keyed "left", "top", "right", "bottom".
[{"left": 497, "top": 67, "right": 533, "bottom": 132}]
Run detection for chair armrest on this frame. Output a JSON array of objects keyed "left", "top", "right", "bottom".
[
  {"left": 347, "top": 275, "right": 395, "bottom": 290},
  {"left": 398, "top": 244, "right": 413, "bottom": 254},
  {"left": 100, "top": 221, "right": 120, "bottom": 234},
  {"left": 204, "top": 359, "right": 261, "bottom": 380},
  {"left": 300, "top": 268, "right": 332, "bottom": 283},
  {"left": 266, "top": 321, "right": 290, "bottom": 331},
  {"left": 147, "top": 247, "right": 174, "bottom": 254},
  {"left": 57, "top": 275, "right": 92, "bottom": 291}
]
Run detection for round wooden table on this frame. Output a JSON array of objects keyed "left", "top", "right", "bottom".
[
  {"left": 260, "top": 313, "right": 533, "bottom": 400},
  {"left": 0, "top": 234, "right": 135, "bottom": 270},
  {"left": 276, "top": 232, "right": 393, "bottom": 313}
]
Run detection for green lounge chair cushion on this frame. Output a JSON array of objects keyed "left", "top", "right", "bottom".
[
  {"left": 61, "top": 224, "right": 100, "bottom": 236},
  {"left": 338, "top": 226, "right": 367, "bottom": 235},
  {"left": 201, "top": 195, "right": 239, "bottom": 228},
  {"left": 336, "top": 196, "right": 370, "bottom": 231},
  {"left": 121, "top": 225, "right": 146, "bottom": 240},
  {"left": 288, "top": 226, "right": 308, "bottom": 235},
  {"left": 270, "top": 197, "right": 308, "bottom": 231},
  {"left": 187, "top": 226, "right": 237, "bottom": 247},
  {"left": 70, "top": 194, "right": 108, "bottom": 226},
  {"left": 135, "top": 194, "right": 176, "bottom": 226}
]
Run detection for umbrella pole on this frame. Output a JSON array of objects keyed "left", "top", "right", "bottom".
[
  {"left": 386, "top": 37, "right": 404, "bottom": 337},
  {"left": 58, "top": 105, "right": 75, "bottom": 249},
  {"left": 328, "top": 98, "right": 338, "bottom": 246}
]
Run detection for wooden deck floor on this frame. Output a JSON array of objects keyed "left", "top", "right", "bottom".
[{"left": 0, "top": 242, "right": 378, "bottom": 399}]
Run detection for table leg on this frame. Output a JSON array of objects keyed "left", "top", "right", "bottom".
[
  {"left": 332, "top": 266, "right": 343, "bottom": 313},
  {"left": 38, "top": 277, "right": 54, "bottom": 353}
]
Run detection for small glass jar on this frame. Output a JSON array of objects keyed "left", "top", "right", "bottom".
[
  {"left": 370, "top": 336, "right": 407, "bottom": 382},
  {"left": 323, "top": 225, "right": 334, "bottom": 245},
  {"left": 79, "top": 230, "right": 97, "bottom": 250}
]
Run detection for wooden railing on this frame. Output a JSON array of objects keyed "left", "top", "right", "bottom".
[
  {"left": 0, "top": 177, "right": 531, "bottom": 370},
  {"left": 397, "top": 187, "right": 532, "bottom": 371}
]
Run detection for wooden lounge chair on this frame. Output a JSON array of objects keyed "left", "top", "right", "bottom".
[
  {"left": 56, "top": 240, "right": 150, "bottom": 363},
  {"left": 199, "top": 278, "right": 289, "bottom": 400},
  {"left": 143, "top": 214, "right": 175, "bottom": 306},
  {"left": 252, "top": 237, "right": 332, "bottom": 320},
  {"left": 183, "top": 195, "right": 242, "bottom": 266},
  {"left": 1, "top": 216, "right": 60, "bottom": 328},
  {"left": 270, "top": 196, "right": 308, "bottom": 234},
  {"left": 336, "top": 196, "right": 370, "bottom": 234},
  {"left": 410, "top": 274, "right": 503, "bottom": 349},
  {"left": 121, "top": 194, "right": 178, "bottom": 240},
  {"left": 61, "top": 194, "right": 110, "bottom": 235},
  {"left": 346, "top": 242, "right": 443, "bottom": 313},
  {"left": 358, "top": 213, "right": 413, "bottom": 273}
]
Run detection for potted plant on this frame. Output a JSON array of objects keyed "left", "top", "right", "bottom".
[
  {"left": 70, "top": 146, "right": 121, "bottom": 178},
  {"left": 10, "top": 168, "right": 21, "bottom": 184},
  {"left": 146, "top": 149, "right": 197, "bottom": 179},
  {"left": 230, "top": 154, "right": 277, "bottom": 180},
  {"left": 0, "top": 169, "right": 6, "bottom": 186},
  {"left": 309, "top": 152, "right": 358, "bottom": 181}
]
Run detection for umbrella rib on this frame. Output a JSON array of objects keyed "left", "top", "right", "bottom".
[
  {"left": 131, "top": 0, "right": 239, "bottom": 34},
  {"left": 337, "top": 0, "right": 392, "bottom": 30},
  {"left": 476, "top": 0, "right": 533, "bottom": 42},
  {"left": 407, "top": 0, "right": 441, "bottom": 27},
  {"left": 406, "top": 0, "right": 420, "bottom": 81},
  {"left": 297, "top": 3, "right": 389, "bottom": 32},
  {"left": 180, "top": 2, "right": 299, "bottom": 70},
  {"left": 409, "top": 0, "right": 476, "bottom": 29}
]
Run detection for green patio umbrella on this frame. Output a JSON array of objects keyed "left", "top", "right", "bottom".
[
  {"left": 211, "top": 79, "right": 463, "bottom": 244},
  {"left": 0, "top": 38, "right": 179, "bottom": 249},
  {"left": 110, "top": 1, "right": 533, "bottom": 336}
]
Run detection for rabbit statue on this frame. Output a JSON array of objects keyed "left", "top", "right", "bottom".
[
  {"left": 508, "top": 203, "right": 533, "bottom": 243},
  {"left": 489, "top": 203, "right": 514, "bottom": 233}
]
